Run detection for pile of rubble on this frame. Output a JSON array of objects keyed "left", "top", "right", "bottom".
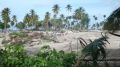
[{"left": 1, "top": 31, "right": 61, "bottom": 47}]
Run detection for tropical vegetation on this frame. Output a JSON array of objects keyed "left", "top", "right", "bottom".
[
  {"left": 0, "top": 3, "right": 120, "bottom": 67},
  {"left": 0, "top": 4, "right": 90, "bottom": 31}
]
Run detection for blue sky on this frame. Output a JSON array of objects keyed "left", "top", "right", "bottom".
[{"left": 0, "top": 0, "right": 120, "bottom": 24}]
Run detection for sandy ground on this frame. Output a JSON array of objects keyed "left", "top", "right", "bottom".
[
  {"left": 0, "top": 31, "right": 120, "bottom": 58},
  {"left": 24, "top": 31, "right": 120, "bottom": 58}
]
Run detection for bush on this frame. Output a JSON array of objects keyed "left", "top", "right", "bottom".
[
  {"left": 0, "top": 44, "right": 120, "bottom": 67},
  {"left": 0, "top": 45, "right": 77, "bottom": 67},
  {"left": 0, "top": 45, "right": 26, "bottom": 67}
]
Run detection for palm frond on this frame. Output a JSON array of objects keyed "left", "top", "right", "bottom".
[{"left": 79, "top": 33, "right": 109, "bottom": 61}]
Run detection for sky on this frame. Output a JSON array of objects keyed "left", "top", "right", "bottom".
[{"left": 0, "top": 0, "right": 120, "bottom": 24}]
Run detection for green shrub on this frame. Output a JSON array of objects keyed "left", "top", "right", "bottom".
[
  {"left": 0, "top": 45, "right": 77, "bottom": 67},
  {"left": 0, "top": 44, "right": 120, "bottom": 67},
  {"left": 0, "top": 45, "right": 26, "bottom": 67},
  {"left": 37, "top": 46, "right": 77, "bottom": 67}
]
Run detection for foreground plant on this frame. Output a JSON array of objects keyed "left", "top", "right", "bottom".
[
  {"left": 0, "top": 45, "right": 77, "bottom": 67},
  {"left": 74, "top": 33, "right": 110, "bottom": 67}
]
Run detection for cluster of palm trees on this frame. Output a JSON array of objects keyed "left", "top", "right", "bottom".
[
  {"left": 91, "top": 15, "right": 106, "bottom": 30},
  {"left": 0, "top": 4, "right": 90, "bottom": 31}
]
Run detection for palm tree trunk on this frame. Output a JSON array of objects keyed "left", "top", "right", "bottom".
[
  {"left": 4, "top": 22, "right": 7, "bottom": 33},
  {"left": 109, "top": 32, "right": 120, "bottom": 37},
  {"left": 46, "top": 22, "right": 48, "bottom": 31}
]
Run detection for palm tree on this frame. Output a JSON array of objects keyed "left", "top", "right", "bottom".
[
  {"left": 74, "top": 7, "right": 84, "bottom": 20},
  {"left": 60, "top": 14, "right": 65, "bottom": 28},
  {"left": 23, "top": 13, "right": 31, "bottom": 28},
  {"left": 64, "top": 18, "right": 69, "bottom": 29},
  {"left": 93, "top": 15, "right": 97, "bottom": 20},
  {"left": 93, "top": 15, "right": 98, "bottom": 30},
  {"left": 99, "top": 15, "right": 106, "bottom": 30},
  {"left": 81, "top": 14, "right": 90, "bottom": 30},
  {"left": 103, "top": 15, "right": 106, "bottom": 19},
  {"left": 74, "top": 8, "right": 82, "bottom": 29},
  {"left": 74, "top": 7, "right": 88, "bottom": 30},
  {"left": 60, "top": 14, "right": 65, "bottom": 20},
  {"left": 102, "top": 15, "right": 106, "bottom": 25},
  {"left": 52, "top": 4, "right": 60, "bottom": 30},
  {"left": 96, "top": 22, "right": 99, "bottom": 30},
  {"left": 16, "top": 22, "right": 25, "bottom": 31},
  {"left": 44, "top": 12, "right": 50, "bottom": 30},
  {"left": 1, "top": 8, "right": 11, "bottom": 32},
  {"left": 66, "top": 4, "right": 72, "bottom": 29},
  {"left": 92, "top": 24, "right": 95, "bottom": 30},
  {"left": 29, "top": 10, "right": 40, "bottom": 30},
  {"left": 35, "top": 21, "right": 42, "bottom": 30},
  {"left": 66, "top": 4, "right": 72, "bottom": 16},
  {"left": 30, "top": 9, "right": 35, "bottom": 25},
  {"left": 52, "top": 4, "right": 60, "bottom": 18},
  {"left": 34, "top": 14, "right": 39, "bottom": 30},
  {"left": 11, "top": 15, "right": 17, "bottom": 27}
]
